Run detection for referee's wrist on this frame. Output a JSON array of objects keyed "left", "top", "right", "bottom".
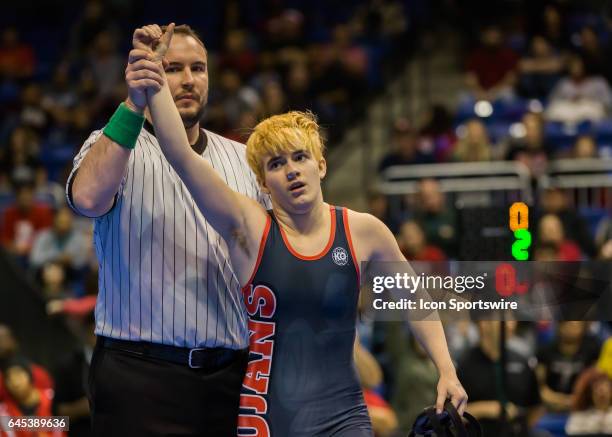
[
  {"left": 103, "top": 102, "right": 145, "bottom": 150},
  {"left": 124, "top": 98, "right": 145, "bottom": 115}
]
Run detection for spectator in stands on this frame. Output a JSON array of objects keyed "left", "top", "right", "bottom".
[
  {"left": 218, "top": 68, "right": 260, "bottom": 128},
  {"left": 546, "top": 55, "right": 612, "bottom": 124},
  {"left": 354, "top": 340, "right": 398, "bottom": 437},
  {"left": 596, "top": 218, "right": 612, "bottom": 260},
  {"left": 539, "top": 4, "right": 569, "bottom": 50},
  {"left": 517, "top": 35, "right": 564, "bottom": 100},
  {"left": 386, "top": 326, "right": 438, "bottom": 432},
  {"left": 262, "top": 8, "right": 306, "bottom": 51},
  {"left": 0, "top": 358, "right": 64, "bottom": 436},
  {"left": 366, "top": 189, "right": 399, "bottom": 234},
  {"left": 537, "top": 321, "right": 601, "bottom": 413},
  {"left": 413, "top": 178, "right": 457, "bottom": 257},
  {"left": 19, "top": 83, "right": 51, "bottom": 135},
  {"left": 0, "top": 325, "right": 53, "bottom": 404},
  {"left": 52, "top": 315, "right": 95, "bottom": 436},
  {"left": 378, "top": 118, "right": 433, "bottom": 173},
  {"left": 69, "top": 0, "right": 112, "bottom": 58},
  {"left": 331, "top": 23, "right": 368, "bottom": 85},
  {"left": 453, "top": 119, "right": 493, "bottom": 162},
  {"left": 505, "top": 112, "right": 549, "bottom": 178},
  {"left": 465, "top": 25, "right": 519, "bottom": 101},
  {"left": 539, "top": 188, "right": 597, "bottom": 257},
  {"left": 577, "top": 26, "right": 609, "bottom": 81},
  {"left": 599, "top": 240, "right": 612, "bottom": 260},
  {"left": 0, "top": 125, "right": 40, "bottom": 184},
  {"left": 444, "top": 319, "right": 479, "bottom": 364},
  {"left": 33, "top": 166, "right": 65, "bottom": 209},
  {"left": 41, "top": 63, "right": 78, "bottom": 127},
  {"left": 284, "top": 62, "right": 316, "bottom": 113},
  {"left": 397, "top": 220, "right": 446, "bottom": 261},
  {"left": 46, "top": 264, "right": 97, "bottom": 320},
  {"left": 249, "top": 51, "right": 281, "bottom": 94},
  {"left": 39, "top": 262, "right": 71, "bottom": 303},
  {"left": 0, "top": 27, "right": 35, "bottom": 80},
  {"left": 30, "top": 206, "right": 89, "bottom": 273},
  {"left": 258, "top": 79, "right": 286, "bottom": 119},
  {"left": 87, "top": 30, "right": 123, "bottom": 98},
  {"left": 418, "top": 104, "right": 457, "bottom": 162},
  {"left": 218, "top": 29, "right": 258, "bottom": 79},
  {"left": 572, "top": 135, "right": 598, "bottom": 159},
  {"left": 458, "top": 319, "right": 543, "bottom": 436},
  {"left": 565, "top": 368, "right": 612, "bottom": 435},
  {"left": 1, "top": 182, "right": 53, "bottom": 261},
  {"left": 308, "top": 40, "right": 353, "bottom": 133},
  {"left": 536, "top": 214, "right": 582, "bottom": 261}
]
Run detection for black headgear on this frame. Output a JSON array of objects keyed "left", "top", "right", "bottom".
[{"left": 409, "top": 400, "right": 481, "bottom": 437}]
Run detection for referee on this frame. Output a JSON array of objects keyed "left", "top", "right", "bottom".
[{"left": 66, "top": 24, "right": 268, "bottom": 436}]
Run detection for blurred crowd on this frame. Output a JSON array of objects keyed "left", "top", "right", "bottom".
[
  {"left": 359, "top": 319, "right": 612, "bottom": 437},
  {"left": 1, "top": 1, "right": 612, "bottom": 437},
  {"left": 375, "top": 2, "right": 612, "bottom": 265}
]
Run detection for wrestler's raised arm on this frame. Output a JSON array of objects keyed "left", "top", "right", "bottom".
[{"left": 134, "top": 24, "right": 267, "bottom": 284}]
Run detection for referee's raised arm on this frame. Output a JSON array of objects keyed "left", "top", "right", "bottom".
[{"left": 69, "top": 31, "right": 164, "bottom": 218}]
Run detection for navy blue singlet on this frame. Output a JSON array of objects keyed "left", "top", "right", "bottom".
[{"left": 238, "top": 206, "right": 373, "bottom": 437}]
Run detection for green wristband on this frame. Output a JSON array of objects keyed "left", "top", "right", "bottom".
[{"left": 103, "top": 102, "right": 145, "bottom": 150}]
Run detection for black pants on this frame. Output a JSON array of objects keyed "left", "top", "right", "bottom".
[{"left": 88, "top": 338, "right": 249, "bottom": 436}]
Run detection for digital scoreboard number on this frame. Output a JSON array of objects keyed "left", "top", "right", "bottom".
[{"left": 509, "top": 202, "right": 531, "bottom": 260}]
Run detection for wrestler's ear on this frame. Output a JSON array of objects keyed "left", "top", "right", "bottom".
[{"left": 318, "top": 157, "right": 327, "bottom": 180}]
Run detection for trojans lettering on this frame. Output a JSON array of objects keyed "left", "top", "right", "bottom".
[{"left": 238, "top": 285, "right": 277, "bottom": 437}]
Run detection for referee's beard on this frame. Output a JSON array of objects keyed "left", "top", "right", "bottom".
[{"left": 179, "top": 101, "right": 207, "bottom": 129}]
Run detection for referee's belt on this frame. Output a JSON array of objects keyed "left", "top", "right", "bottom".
[{"left": 99, "top": 336, "right": 243, "bottom": 370}]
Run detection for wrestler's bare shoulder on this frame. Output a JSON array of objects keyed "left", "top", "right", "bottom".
[{"left": 343, "top": 208, "right": 399, "bottom": 263}]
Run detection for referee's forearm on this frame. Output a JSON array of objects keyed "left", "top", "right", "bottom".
[{"left": 72, "top": 134, "right": 131, "bottom": 216}]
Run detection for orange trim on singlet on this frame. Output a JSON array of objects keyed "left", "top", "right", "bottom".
[
  {"left": 242, "top": 214, "right": 272, "bottom": 291},
  {"left": 279, "top": 206, "right": 336, "bottom": 261},
  {"left": 342, "top": 208, "right": 360, "bottom": 283}
]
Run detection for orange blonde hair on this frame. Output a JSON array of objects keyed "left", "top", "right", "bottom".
[{"left": 246, "top": 111, "right": 325, "bottom": 182}]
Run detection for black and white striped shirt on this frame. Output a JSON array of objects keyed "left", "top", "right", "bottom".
[{"left": 66, "top": 124, "right": 268, "bottom": 349}]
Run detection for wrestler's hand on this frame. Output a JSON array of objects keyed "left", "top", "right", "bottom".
[
  {"left": 132, "top": 23, "right": 175, "bottom": 63},
  {"left": 436, "top": 371, "right": 468, "bottom": 416},
  {"left": 126, "top": 24, "right": 175, "bottom": 111}
]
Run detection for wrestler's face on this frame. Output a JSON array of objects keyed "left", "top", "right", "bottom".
[
  {"left": 164, "top": 34, "right": 209, "bottom": 128},
  {"left": 261, "top": 149, "right": 326, "bottom": 213}
]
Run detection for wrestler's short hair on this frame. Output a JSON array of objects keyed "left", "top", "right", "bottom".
[
  {"left": 246, "top": 111, "right": 325, "bottom": 183},
  {"left": 161, "top": 24, "right": 207, "bottom": 52}
]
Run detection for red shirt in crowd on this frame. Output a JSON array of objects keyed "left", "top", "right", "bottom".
[
  {"left": 467, "top": 48, "right": 519, "bottom": 90},
  {"left": 0, "top": 364, "right": 53, "bottom": 403},
  {"left": 557, "top": 240, "right": 582, "bottom": 261},
  {"left": 0, "top": 44, "right": 35, "bottom": 78},
  {"left": 1, "top": 205, "right": 53, "bottom": 253}
]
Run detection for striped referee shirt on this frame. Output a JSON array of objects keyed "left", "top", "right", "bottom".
[{"left": 66, "top": 123, "right": 269, "bottom": 349}]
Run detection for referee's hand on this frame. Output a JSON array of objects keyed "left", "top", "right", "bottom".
[{"left": 126, "top": 24, "right": 175, "bottom": 111}]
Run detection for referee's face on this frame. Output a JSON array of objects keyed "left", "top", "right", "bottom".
[{"left": 164, "top": 34, "right": 209, "bottom": 128}]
